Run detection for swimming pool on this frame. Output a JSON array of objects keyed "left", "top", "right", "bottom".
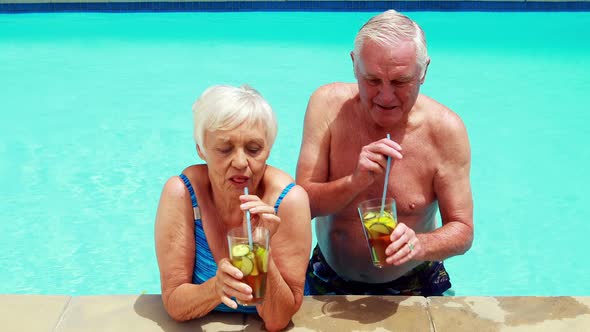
[{"left": 1, "top": 11, "right": 589, "bottom": 297}]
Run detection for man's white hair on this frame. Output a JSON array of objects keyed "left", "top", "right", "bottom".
[{"left": 353, "top": 10, "right": 429, "bottom": 78}]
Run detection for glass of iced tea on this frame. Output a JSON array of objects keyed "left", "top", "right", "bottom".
[
  {"left": 358, "top": 197, "right": 397, "bottom": 268},
  {"left": 227, "top": 226, "right": 270, "bottom": 306}
]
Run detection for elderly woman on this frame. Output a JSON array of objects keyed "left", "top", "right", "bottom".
[{"left": 155, "top": 84, "right": 311, "bottom": 331}]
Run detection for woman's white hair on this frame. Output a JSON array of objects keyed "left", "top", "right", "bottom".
[
  {"left": 353, "top": 10, "right": 429, "bottom": 78},
  {"left": 192, "top": 84, "right": 277, "bottom": 155}
]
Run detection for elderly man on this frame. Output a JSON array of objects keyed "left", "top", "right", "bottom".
[{"left": 297, "top": 10, "right": 473, "bottom": 296}]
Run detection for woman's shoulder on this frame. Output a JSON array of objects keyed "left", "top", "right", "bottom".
[
  {"left": 181, "top": 164, "right": 207, "bottom": 177},
  {"left": 179, "top": 164, "right": 209, "bottom": 185},
  {"left": 160, "top": 165, "right": 208, "bottom": 198},
  {"left": 263, "top": 166, "right": 309, "bottom": 206},
  {"left": 263, "top": 166, "right": 294, "bottom": 188}
]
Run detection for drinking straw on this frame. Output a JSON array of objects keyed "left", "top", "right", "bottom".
[
  {"left": 244, "top": 187, "right": 254, "bottom": 249},
  {"left": 380, "top": 133, "right": 392, "bottom": 216}
]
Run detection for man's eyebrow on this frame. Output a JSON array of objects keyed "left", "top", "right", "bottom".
[{"left": 393, "top": 74, "right": 415, "bottom": 82}]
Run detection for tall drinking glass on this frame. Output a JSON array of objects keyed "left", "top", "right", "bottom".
[
  {"left": 358, "top": 197, "right": 397, "bottom": 268},
  {"left": 227, "top": 226, "right": 270, "bottom": 306}
]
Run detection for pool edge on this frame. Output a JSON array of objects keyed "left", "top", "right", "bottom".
[{"left": 2, "top": 294, "right": 590, "bottom": 331}]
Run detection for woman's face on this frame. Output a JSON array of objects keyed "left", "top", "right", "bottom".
[{"left": 200, "top": 121, "right": 270, "bottom": 195}]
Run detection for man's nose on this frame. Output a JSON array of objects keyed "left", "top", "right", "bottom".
[{"left": 377, "top": 84, "right": 395, "bottom": 104}]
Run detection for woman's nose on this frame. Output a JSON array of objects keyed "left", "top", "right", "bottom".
[{"left": 231, "top": 149, "right": 248, "bottom": 169}]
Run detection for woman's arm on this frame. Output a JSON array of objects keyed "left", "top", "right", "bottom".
[
  {"left": 257, "top": 185, "right": 312, "bottom": 331},
  {"left": 154, "top": 176, "right": 222, "bottom": 321}
]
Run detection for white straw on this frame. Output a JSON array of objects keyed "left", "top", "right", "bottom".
[
  {"left": 244, "top": 187, "right": 254, "bottom": 249},
  {"left": 380, "top": 133, "right": 392, "bottom": 216}
]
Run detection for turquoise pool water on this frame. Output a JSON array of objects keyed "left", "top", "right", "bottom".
[{"left": 1, "top": 11, "right": 589, "bottom": 296}]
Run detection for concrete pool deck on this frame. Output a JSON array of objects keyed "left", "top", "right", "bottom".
[{"left": 2, "top": 294, "right": 590, "bottom": 331}]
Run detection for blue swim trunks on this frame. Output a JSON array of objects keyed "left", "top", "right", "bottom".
[{"left": 305, "top": 245, "right": 451, "bottom": 296}]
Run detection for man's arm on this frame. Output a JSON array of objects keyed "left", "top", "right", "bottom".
[
  {"left": 419, "top": 111, "right": 474, "bottom": 260},
  {"left": 296, "top": 85, "right": 403, "bottom": 218},
  {"left": 295, "top": 85, "right": 363, "bottom": 218}
]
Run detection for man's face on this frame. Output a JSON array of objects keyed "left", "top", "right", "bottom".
[{"left": 353, "top": 39, "right": 424, "bottom": 127}]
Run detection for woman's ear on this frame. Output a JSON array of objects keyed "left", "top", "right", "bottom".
[{"left": 196, "top": 144, "right": 206, "bottom": 161}]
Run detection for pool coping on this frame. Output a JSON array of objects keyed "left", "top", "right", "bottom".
[
  {"left": 1, "top": 0, "right": 590, "bottom": 13},
  {"left": 1, "top": 294, "right": 590, "bottom": 331}
]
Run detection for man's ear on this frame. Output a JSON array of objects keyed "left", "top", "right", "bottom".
[
  {"left": 196, "top": 144, "right": 206, "bottom": 161},
  {"left": 420, "top": 58, "right": 431, "bottom": 84},
  {"left": 350, "top": 51, "right": 357, "bottom": 79}
]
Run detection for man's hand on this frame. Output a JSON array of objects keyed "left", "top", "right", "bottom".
[
  {"left": 351, "top": 137, "right": 403, "bottom": 189},
  {"left": 385, "top": 223, "right": 421, "bottom": 266}
]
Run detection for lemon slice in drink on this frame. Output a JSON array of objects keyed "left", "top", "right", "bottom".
[
  {"left": 363, "top": 212, "right": 377, "bottom": 221},
  {"left": 232, "top": 244, "right": 250, "bottom": 257},
  {"left": 377, "top": 216, "right": 396, "bottom": 228},
  {"left": 255, "top": 246, "right": 268, "bottom": 273},
  {"left": 362, "top": 212, "right": 379, "bottom": 228},
  {"left": 247, "top": 252, "right": 259, "bottom": 276},
  {"left": 240, "top": 256, "right": 254, "bottom": 276},
  {"left": 231, "top": 258, "right": 243, "bottom": 270},
  {"left": 369, "top": 223, "right": 392, "bottom": 235}
]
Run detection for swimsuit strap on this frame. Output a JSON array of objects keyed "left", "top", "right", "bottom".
[
  {"left": 179, "top": 174, "right": 197, "bottom": 207},
  {"left": 179, "top": 173, "right": 200, "bottom": 220},
  {"left": 273, "top": 182, "right": 296, "bottom": 214}
]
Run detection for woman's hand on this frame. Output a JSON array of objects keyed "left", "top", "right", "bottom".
[
  {"left": 215, "top": 258, "right": 253, "bottom": 309},
  {"left": 239, "top": 194, "right": 281, "bottom": 236}
]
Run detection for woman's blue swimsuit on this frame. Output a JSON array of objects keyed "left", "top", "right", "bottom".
[{"left": 179, "top": 173, "right": 295, "bottom": 313}]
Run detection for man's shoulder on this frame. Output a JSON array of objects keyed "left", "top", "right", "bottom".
[
  {"left": 418, "top": 95, "right": 465, "bottom": 130},
  {"left": 307, "top": 82, "right": 358, "bottom": 121},
  {"left": 417, "top": 95, "right": 469, "bottom": 152},
  {"left": 316, "top": 81, "right": 356, "bottom": 91},
  {"left": 311, "top": 82, "right": 357, "bottom": 102}
]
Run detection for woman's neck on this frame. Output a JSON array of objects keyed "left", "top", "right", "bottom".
[{"left": 210, "top": 186, "right": 244, "bottom": 229}]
